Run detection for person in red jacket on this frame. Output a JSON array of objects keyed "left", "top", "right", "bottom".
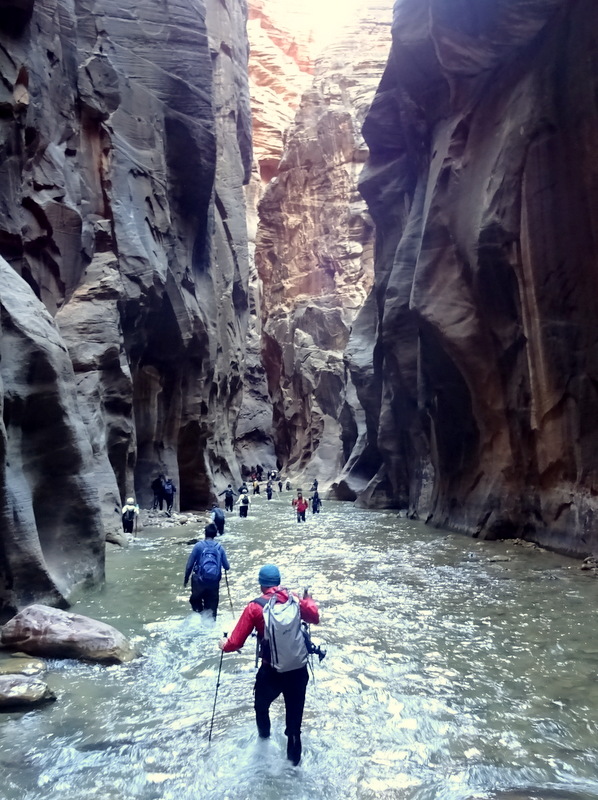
[
  {"left": 219, "top": 564, "right": 320, "bottom": 766},
  {"left": 292, "top": 492, "right": 309, "bottom": 522}
]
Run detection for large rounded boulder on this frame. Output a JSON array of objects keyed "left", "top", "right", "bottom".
[{"left": 1, "top": 605, "right": 138, "bottom": 664}]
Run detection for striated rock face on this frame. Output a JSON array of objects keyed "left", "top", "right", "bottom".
[
  {"left": 0, "top": 0, "right": 252, "bottom": 612},
  {"left": 255, "top": 4, "right": 392, "bottom": 488},
  {"left": 354, "top": 0, "right": 598, "bottom": 553},
  {"left": 0, "top": 257, "right": 104, "bottom": 613}
]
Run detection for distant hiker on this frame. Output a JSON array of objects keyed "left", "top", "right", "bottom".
[
  {"left": 238, "top": 482, "right": 249, "bottom": 495},
  {"left": 310, "top": 491, "right": 322, "bottom": 514},
  {"left": 151, "top": 474, "right": 165, "bottom": 510},
  {"left": 292, "top": 493, "right": 308, "bottom": 523},
  {"left": 219, "top": 564, "right": 320, "bottom": 766},
  {"left": 211, "top": 503, "right": 226, "bottom": 535},
  {"left": 278, "top": 480, "right": 283, "bottom": 492},
  {"left": 219, "top": 484, "right": 237, "bottom": 512},
  {"left": 163, "top": 477, "right": 176, "bottom": 514},
  {"left": 121, "top": 497, "right": 140, "bottom": 534},
  {"left": 310, "top": 479, "right": 319, "bottom": 492},
  {"left": 238, "top": 492, "right": 251, "bottom": 518},
  {"left": 266, "top": 483, "right": 273, "bottom": 500},
  {"left": 256, "top": 465, "right": 263, "bottom": 481},
  {"left": 286, "top": 481, "right": 291, "bottom": 491},
  {"left": 253, "top": 480, "right": 260, "bottom": 495},
  {"left": 184, "top": 523, "right": 230, "bottom": 618}
]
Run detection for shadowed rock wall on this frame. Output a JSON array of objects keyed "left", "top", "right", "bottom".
[
  {"left": 354, "top": 0, "right": 598, "bottom": 554},
  {"left": 0, "top": 0, "right": 251, "bottom": 612},
  {"left": 255, "top": 5, "right": 392, "bottom": 488}
]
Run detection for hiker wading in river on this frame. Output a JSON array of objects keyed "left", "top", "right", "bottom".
[
  {"left": 184, "top": 524, "right": 230, "bottom": 618},
  {"left": 219, "top": 564, "right": 320, "bottom": 766}
]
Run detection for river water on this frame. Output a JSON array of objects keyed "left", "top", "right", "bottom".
[{"left": 2, "top": 496, "right": 598, "bottom": 800}]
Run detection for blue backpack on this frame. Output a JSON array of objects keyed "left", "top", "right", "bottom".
[{"left": 195, "top": 542, "right": 221, "bottom": 583}]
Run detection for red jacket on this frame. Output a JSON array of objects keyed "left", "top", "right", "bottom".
[
  {"left": 222, "top": 587, "right": 319, "bottom": 655},
  {"left": 292, "top": 498, "right": 308, "bottom": 513}
]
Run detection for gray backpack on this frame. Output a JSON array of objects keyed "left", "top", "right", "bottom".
[{"left": 261, "top": 591, "right": 308, "bottom": 673}]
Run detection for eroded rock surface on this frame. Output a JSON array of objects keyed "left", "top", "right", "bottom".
[
  {"left": 0, "top": 0, "right": 252, "bottom": 611},
  {"left": 0, "top": 257, "right": 104, "bottom": 613},
  {"left": 255, "top": 4, "right": 392, "bottom": 487},
  {"left": 354, "top": 0, "right": 598, "bottom": 553},
  {"left": 1, "top": 604, "right": 138, "bottom": 663}
]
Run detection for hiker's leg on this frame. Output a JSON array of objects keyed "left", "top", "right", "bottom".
[
  {"left": 281, "top": 667, "right": 309, "bottom": 764},
  {"left": 205, "top": 585, "right": 220, "bottom": 619},
  {"left": 254, "top": 664, "right": 281, "bottom": 739},
  {"left": 190, "top": 579, "right": 205, "bottom": 612}
]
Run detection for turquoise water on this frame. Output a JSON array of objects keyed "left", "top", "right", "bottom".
[{"left": 1, "top": 495, "right": 598, "bottom": 800}]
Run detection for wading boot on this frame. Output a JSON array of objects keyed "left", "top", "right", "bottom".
[{"left": 286, "top": 733, "right": 301, "bottom": 766}]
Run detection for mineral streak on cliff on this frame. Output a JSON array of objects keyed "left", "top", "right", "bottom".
[
  {"left": 354, "top": 0, "right": 598, "bottom": 553},
  {"left": 0, "top": 0, "right": 252, "bottom": 612},
  {"left": 254, "top": 4, "right": 393, "bottom": 488}
]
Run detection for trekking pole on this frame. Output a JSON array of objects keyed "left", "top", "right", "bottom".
[
  {"left": 208, "top": 633, "right": 227, "bottom": 745},
  {"left": 225, "top": 572, "right": 234, "bottom": 615}
]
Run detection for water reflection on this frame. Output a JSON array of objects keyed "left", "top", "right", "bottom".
[{"left": 1, "top": 498, "right": 598, "bottom": 800}]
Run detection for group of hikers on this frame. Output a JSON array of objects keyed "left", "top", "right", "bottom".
[
  {"left": 183, "top": 522, "right": 322, "bottom": 766},
  {"left": 150, "top": 474, "right": 177, "bottom": 513},
  {"left": 122, "top": 475, "right": 323, "bottom": 534},
  {"left": 119, "top": 471, "right": 326, "bottom": 765}
]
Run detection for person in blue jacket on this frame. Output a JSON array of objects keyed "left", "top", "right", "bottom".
[
  {"left": 211, "top": 503, "right": 226, "bottom": 535},
  {"left": 184, "top": 524, "right": 230, "bottom": 618}
]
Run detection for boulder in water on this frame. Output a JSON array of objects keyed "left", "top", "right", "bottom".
[
  {"left": 0, "top": 605, "right": 138, "bottom": 664},
  {"left": 0, "top": 674, "right": 56, "bottom": 711}
]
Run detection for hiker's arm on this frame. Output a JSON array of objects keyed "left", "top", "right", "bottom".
[
  {"left": 300, "top": 596, "right": 320, "bottom": 625},
  {"left": 221, "top": 604, "right": 258, "bottom": 652},
  {"left": 221, "top": 550, "right": 230, "bottom": 571},
  {"left": 183, "top": 544, "right": 199, "bottom": 586}
]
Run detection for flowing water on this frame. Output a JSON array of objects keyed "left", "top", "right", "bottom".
[{"left": 2, "top": 496, "right": 598, "bottom": 800}]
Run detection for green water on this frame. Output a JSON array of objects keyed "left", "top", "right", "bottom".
[{"left": 2, "top": 495, "right": 598, "bottom": 800}]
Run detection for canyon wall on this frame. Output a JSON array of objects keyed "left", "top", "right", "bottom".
[
  {"left": 255, "top": 4, "right": 392, "bottom": 488},
  {"left": 0, "top": 0, "right": 251, "bottom": 613},
  {"left": 355, "top": 0, "right": 598, "bottom": 554}
]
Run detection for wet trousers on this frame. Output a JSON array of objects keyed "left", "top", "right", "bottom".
[
  {"left": 254, "top": 664, "right": 309, "bottom": 763},
  {"left": 189, "top": 577, "right": 220, "bottom": 618}
]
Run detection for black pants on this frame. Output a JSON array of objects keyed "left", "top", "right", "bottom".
[
  {"left": 153, "top": 493, "right": 163, "bottom": 510},
  {"left": 239, "top": 504, "right": 248, "bottom": 517},
  {"left": 296, "top": 510, "right": 306, "bottom": 522},
  {"left": 214, "top": 517, "right": 225, "bottom": 535},
  {"left": 189, "top": 578, "right": 220, "bottom": 618},
  {"left": 225, "top": 497, "right": 234, "bottom": 512},
  {"left": 123, "top": 518, "right": 134, "bottom": 533},
  {"left": 254, "top": 663, "right": 309, "bottom": 760}
]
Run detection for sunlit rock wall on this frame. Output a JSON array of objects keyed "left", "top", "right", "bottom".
[
  {"left": 0, "top": 0, "right": 251, "bottom": 611},
  {"left": 255, "top": 5, "right": 392, "bottom": 488},
  {"left": 355, "top": 0, "right": 598, "bottom": 554},
  {"left": 234, "top": 0, "right": 315, "bottom": 475}
]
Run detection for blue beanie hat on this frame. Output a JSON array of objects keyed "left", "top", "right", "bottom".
[{"left": 258, "top": 564, "right": 280, "bottom": 588}]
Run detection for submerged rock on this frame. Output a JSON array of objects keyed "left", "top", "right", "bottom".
[
  {"left": 0, "top": 654, "right": 46, "bottom": 676},
  {"left": 0, "top": 674, "right": 56, "bottom": 711},
  {"left": 1, "top": 605, "right": 138, "bottom": 664}
]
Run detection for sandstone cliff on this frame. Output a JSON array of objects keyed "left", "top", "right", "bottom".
[
  {"left": 354, "top": 0, "right": 598, "bottom": 554},
  {"left": 0, "top": 0, "right": 251, "bottom": 613},
  {"left": 255, "top": 4, "right": 392, "bottom": 488}
]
